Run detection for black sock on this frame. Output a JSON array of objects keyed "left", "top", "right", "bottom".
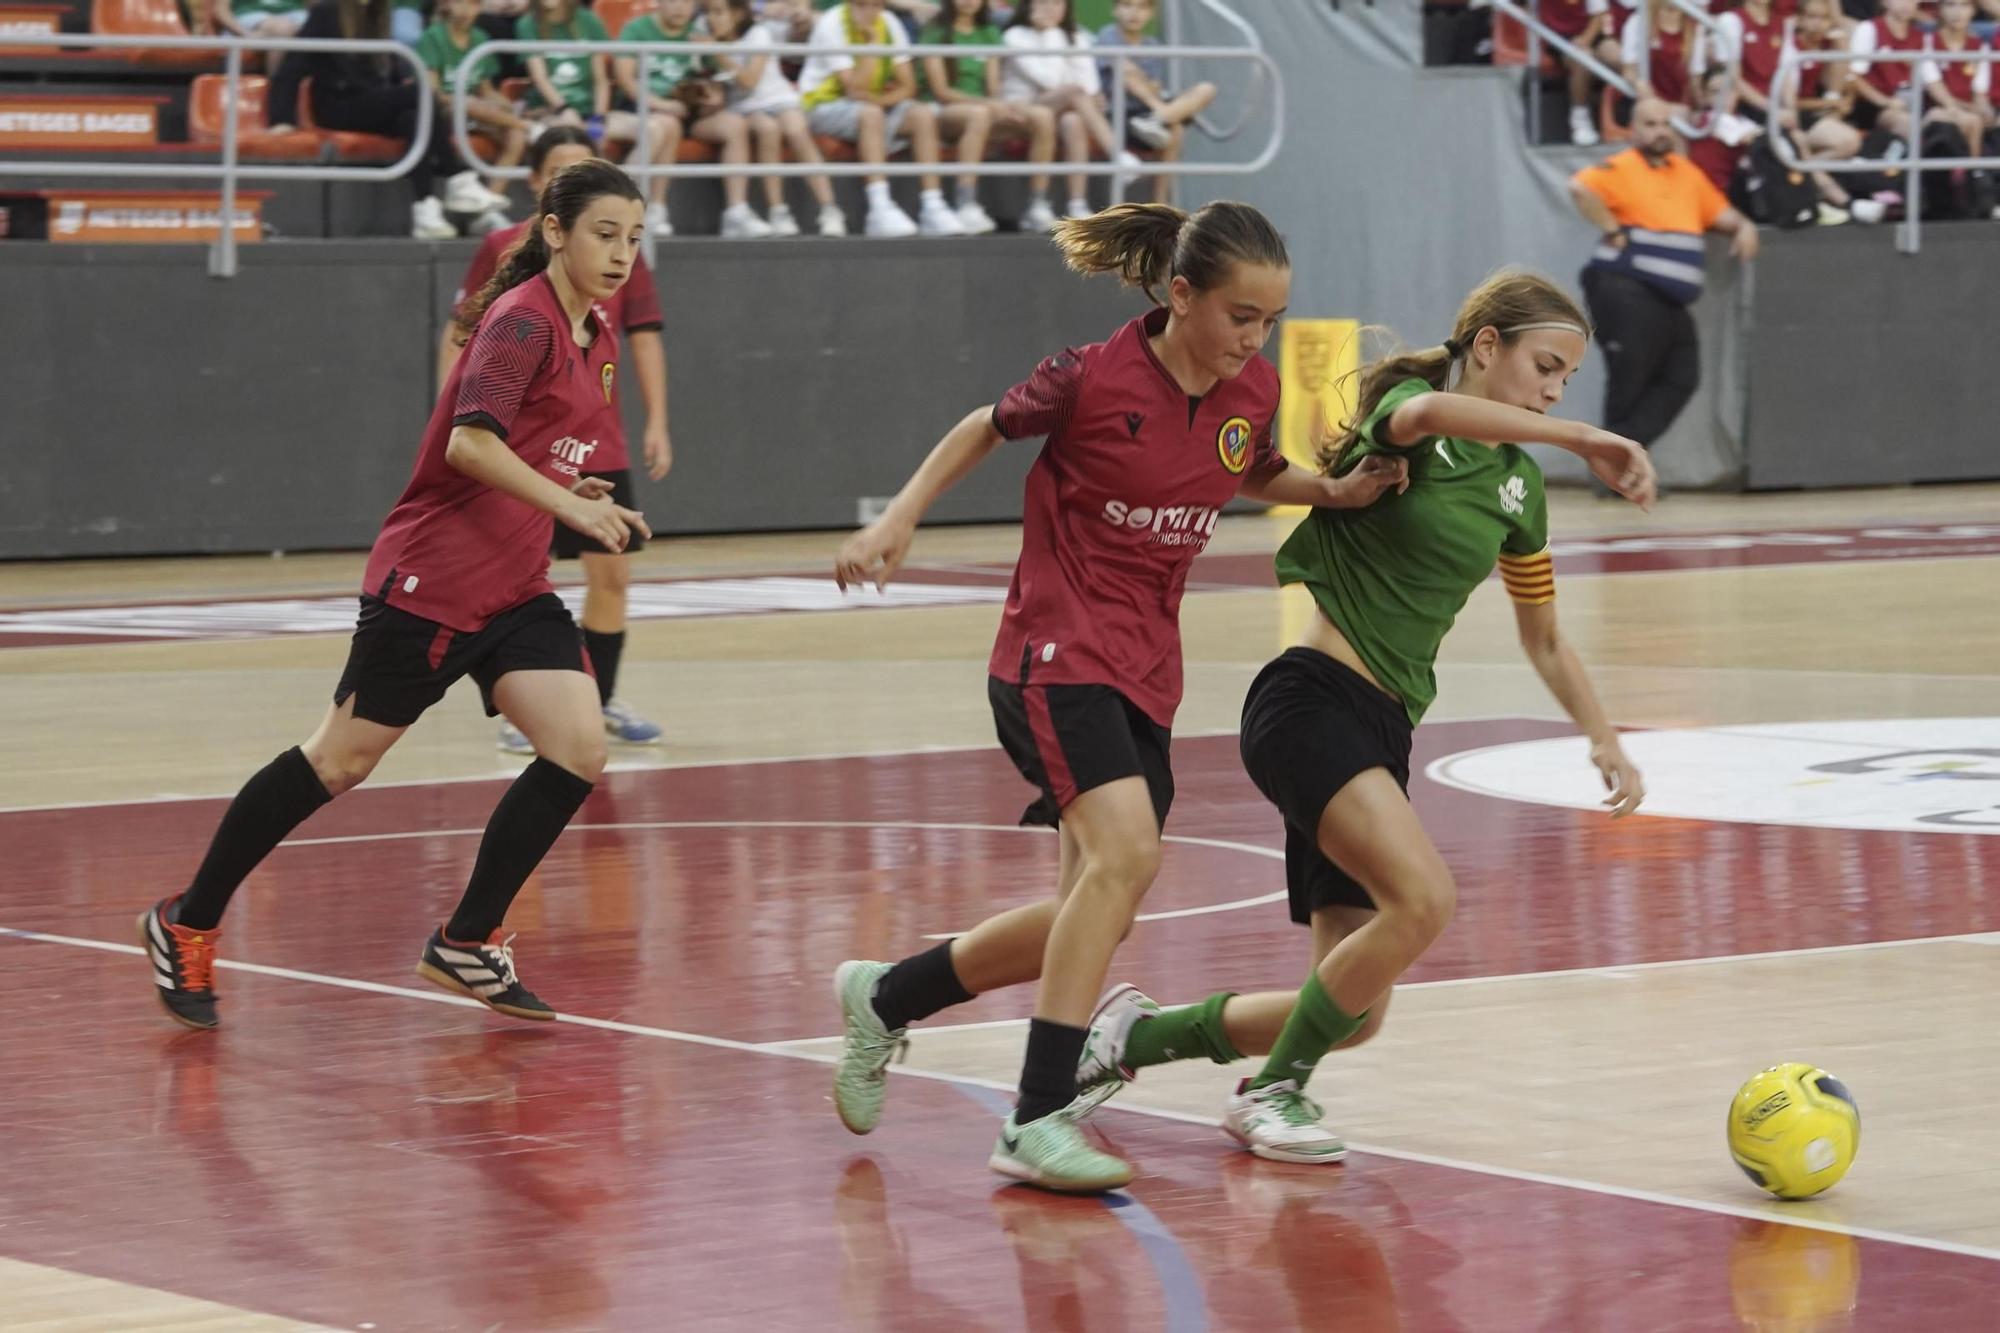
[
  {"left": 175, "top": 747, "right": 333, "bottom": 931},
  {"left": 871, "top": 940, "right": 975, "bottom": 1031},
  {"left": 1014, "top": 1018, "right": 1088, "bottom": 1126},
  {"left": 444, "top": 757, "right": 594, "bottom": 941},
  {"left": 582, "top": 628, "right": 623, "bottom": 706}
]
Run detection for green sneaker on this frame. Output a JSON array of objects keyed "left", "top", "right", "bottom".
[
  {"left": 988, "top": 1113, "right": 1134, "bottom": 1193},
  {"left": 832, "top": 959, "right": 907, "bottom": 1135},
  {"left": 1222, "top": 1077, "right": 1348, "bottom": 1164},
  {"left": 1066, "top": 982, "right": 1160, "bottom": 1121}
]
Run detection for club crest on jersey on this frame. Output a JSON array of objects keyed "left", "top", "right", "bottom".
[
  {"left": 601, "top": 362, "right": 616, "bottom": 404},
  {"left": 1217, "top": 416, "right": 1254, "bottom": 474},
  {"left": 1499, "top": 474, "right": 1527, "bottom": 516}
]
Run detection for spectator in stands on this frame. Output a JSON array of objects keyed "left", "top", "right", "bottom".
[
  {"left": 807, "top": 0, "right": 939, "bottom": 38},
  {"left": 919, "top": 0, "right": 1050, "bottom": 230},
  {"left": 209, "top": 0, "right": 309, "bottom": 43},
  {"left": 799, "top": 0, "right": 970, "bottom": 236},
  {"left": 1685, "top": 65, "right": 1754, "bottom": 194},
  {"left": 1779, "top": 0, "right": 1890, "bottom": 224},
  {"left": 844, "top": 0, "right": 1000, "bottom": 234},
  {"left": 1569, "top": 97, "right": 1759, "bottom": 457},
  {"left": 1002, "top": 0, "right": 1141, "bottom": 220},
  {"left": 1095, "top": 0, "right": 1215, "bottom": 204},
  {"left": 614, "top": 0, "right": 769, "bottom": 237},
  {"left": 1846, "top": 0, "right": 1923, "bottom": 141},
  {"left": 516, "top": 0, "right": 614, "bottom": 134},
  {"left": 1538, "top": 0, "right": 1615, "bottom": 145},
  {"left": 419, "top": 0, "right": 529, "bottom": 231},
  {"left": 1920, "top": 0, "right": 1992, "bottom": 152},
  {"left": 1717, "top": 0, "right": 1784, "bottom": 125},
  {"left": 700, "top": 0, "right": 850, "bottom": 235},
  {"left": 1622, "top": 0, "right": 1705, "bottom": 116},
  {"left": 267, "top": 0, "right": 487, "bottom": 237}
]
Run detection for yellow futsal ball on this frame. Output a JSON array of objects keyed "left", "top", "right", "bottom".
[{"left": 1727, "top": 1063, "right": 1860, "bottom": 1200}]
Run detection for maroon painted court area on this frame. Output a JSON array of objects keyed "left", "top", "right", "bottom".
[{"left": 5, "top": 725, "right": 1998, "bottom": 1329}]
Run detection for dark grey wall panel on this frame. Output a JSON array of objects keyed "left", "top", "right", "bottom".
[
  {"left": 1744, "top": 225, "right": 2000, "bottom": 490},
  {"left": 2, "top": 236, "right": 1142, "bottom": 558}
]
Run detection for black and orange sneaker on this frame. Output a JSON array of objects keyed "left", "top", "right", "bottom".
[
  {"left": 415, "top": 928, "right": 555, "bottom": 1021},
  {"left": 137, "top": 896, "right": 219, "bottom": 1030}
]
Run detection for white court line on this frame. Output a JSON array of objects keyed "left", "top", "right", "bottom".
[
  {"left": 0, "top": 714, "right": 1549, "bottom": 816},
  {"left": 5, "top": 923, "right": 1998, "bottom": 1267}
]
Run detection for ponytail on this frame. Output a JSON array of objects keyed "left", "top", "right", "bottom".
[
  {"left": 1052, "top": 199, "right": 1288, "bottom": 306},
  {"left": 1317, "top": 337, "right": 1455, "bottom": 474}
]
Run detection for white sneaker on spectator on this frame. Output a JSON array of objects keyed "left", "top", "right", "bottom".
[
  {"left": 1816, "top": 202, "right": 1850, "bottom": 227},
  {"left": 1064, "top": 197, "right": 1094, "bottom": 220},
  {"left": 646, "top": 202, "right": 674, "bottom": 237},
  {"left": 469, "top": 207, "right": 512, "bottom": 236},
  {"left": 721, "top": 203, "right": 775, "bottom": 238},
  {"left": 1851, "top": 198, "right": 1887, "bottom": 224},
  {"left": 1569, "top": 107, "right": 1600, "bottom": 147},
  {"left": 1114, "top": 149, "right": 1145, "bottom": 170},
  {"left": 412, "top": 197, "right": 456, "bottom": 240},
  {"left": 917, "top": 194, "right": 966, "bottom": 236},
  {"left": 443, "top": 170, "right": 509, "bottom": 214},
  {"left": 864, "top": 202, "right": 919, "bottom": 237},
  {"left": 956, "top": 199, "right": 997, "bottom": 234},
  {"left": 767, "top": 204, "right": 801, "bottom": 237},
  {"left": 1022, "top": 198, "right": 1059, "bottom": 232},
  {"left": 1126, "top": 114, "right": 1173, "bottom": 151},
  {"left": 817, "top": 205, "right": 850, "bottom": 236}
]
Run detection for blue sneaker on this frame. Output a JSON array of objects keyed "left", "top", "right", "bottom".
[
  {"left": 602, "top": 698, "right": 662, "bottom": 745},
  {"left": 497, "top": 721, "right": 535, "bottom": 755}
]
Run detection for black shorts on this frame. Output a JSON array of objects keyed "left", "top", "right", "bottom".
[
  {"left": 1848, "top": 99, "right": 1882, "bottom": 134},
  {"left": 987, "top": 677, "right": 1174, "bottom": 831},
  {"left": 551, "top": 468, "right": 646, "bottom": 559},
  {"left": 333, "top": 592, "right": 591, "bottom": 728},
  {"left": 1238, "top": 648, "right": 1414, "bottom": 924}
]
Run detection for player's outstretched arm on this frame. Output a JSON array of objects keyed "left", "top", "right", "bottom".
[
  {"left": 1387, "top": 394, "right": 1656, "bottom": 510},
  {"left": 1237, "top": 456, "right": 1409, "bottom": 510},
  {"left": 1513, "top": 597, "right": 1645, "bottom": 818},
  {"left": 835, "top": 407, "right": 1006, "bottom": 592}
]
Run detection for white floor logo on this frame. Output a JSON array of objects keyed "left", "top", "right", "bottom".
[{"left": 1428, "top": 719, "right": 2000, "bottom": 835}]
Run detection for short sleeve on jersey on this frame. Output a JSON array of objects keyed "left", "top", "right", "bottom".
[
  {"left": 620, "top": 254, "right": 664, "bottom": 333},
  {"left": 1357, "top": 377, "right": 1435, "bottom": 454},
  {"left": 1245, "top": 411, "right": 1285, "bottom": 484},
  {"left": 992, "top": 348, "right": 1086, "bottom": 440},
  {"left": 1498, "top": 476, "right": 1554, "bottom": 603},
  {"left": 453, "top": 304, "right": 558, "bottom": 441}
]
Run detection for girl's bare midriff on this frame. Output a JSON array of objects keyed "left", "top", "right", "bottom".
[{"left": 1296, "top": 605, "right": 1402, "bottom": 705}]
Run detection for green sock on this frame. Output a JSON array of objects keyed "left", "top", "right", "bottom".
[
  {"left": 1122, "top": 992, "right": 1241, "bottom": 1069},
  {"left": 1250, "top": 974, "right": 1365, "bottom": 1090}
]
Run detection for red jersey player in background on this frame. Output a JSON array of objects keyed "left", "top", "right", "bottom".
[
  {"left": 442, "top": 126, "right": 674, "bottom": 755},
  {"left": 142, "top": 161, "right": 651, "bottom": 1032},
  {"left": 829, "top": 200, "right": 1410, "bottom": 1193}
]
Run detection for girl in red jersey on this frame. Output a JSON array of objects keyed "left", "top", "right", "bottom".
[
  {"left": 828, "top": 201, "right": 1411, "bottom": 1194},
  {"left": 141, "top": 161, "right": 651, "bottom": 1032},
  {"left": 1845, "top": 0, "right": 1925, "bottom": 138},
  {"left": 1622, "top": 0, "right": 1707, "bottom": 114},
  {"left": 1920, "top": 0, "right": 1993, "bottom": 153},
  {"left": 443, "top": 127, "right": 674, "bottom": 756}
]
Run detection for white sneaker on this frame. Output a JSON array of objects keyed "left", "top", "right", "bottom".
[
  {"left": 646, "top": 201, "right": 674, "bottom": 238},
  {"left": 918, "top": 194, "right": 966, "bottom": 236},
  {"left": 1067, "top": 983, "right": 1161, "bottom": 1120},
  {"left": 817, "top": 205, "right": 849, "bottom": 237},
  {"left": 469, "top": 207, "right": 512, "bottom": 236},
  {"left": 1816, "top": 201, "right": 1850, "bottom": 227},
  {"left": 1126, "top": 114, "right": 1172, "bottom": 151},
  {"left": 1114, "top": 149, "right": 1145, "bottom": 170},
  {"left": 1852, "top": 197, "right": 1887, "bottom": 224},
  {"left": 767, "top": 203, "right": 801, "bottom": 237},
  {"left": 1222, "top": 1077, "right": 1348, "bottom": 1164},
  {"left": 443, "top": 169, "right": 509, "bottom": 214},
  {"left": 1021, "top": 198, "right": 1058, "bottom": 232},
  {"left": 497, "top": 720, "right": 535, "bottom": 755},
  {"left": 721, "top": 203, "right": 775, "bottom": 239},
  {"left": 864, "top": 201, "right": 919, "bottom": 238},
  {"left": 956, "top": 199, "right": 997, "bottom": 235},
  {"left": 1064, "top": 197, "right": 1094, "bottom": 220},
  {"left": 1569, "top": 107, "right": 1600, "bottom": 147},
  {"left": 411, "top": 196, "right": 455, "bottom": 240}
]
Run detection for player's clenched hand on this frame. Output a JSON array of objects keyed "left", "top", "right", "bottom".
[
  {"left": 836, "top": 516, "right": 915, "bottom": 593},
  {"left": 557, "top": 490, "right": 648, "bottom": 553},
  {"left": 1578, "top": 430, "right": 1656, "bottom": 511},
  {"left": 1329, "top": 455, "right": 1409, "bottom": 508},
  {"left": 1591, "top": 737, "right": 1645, "bottom": 819},
  {"left": 571, "top": 475, "right": 616, "bottom": 501}
]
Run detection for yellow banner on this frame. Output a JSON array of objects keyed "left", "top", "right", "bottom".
[{"left": 1277, "top": 318, "right": 1359, "bottom": 474}]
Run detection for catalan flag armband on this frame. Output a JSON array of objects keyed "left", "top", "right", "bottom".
[{"left": 1498, "top": 549, "right": 1556, "bottom": 605}]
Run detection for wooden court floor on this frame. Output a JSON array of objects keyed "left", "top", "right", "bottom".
[{"left": 4, "top": 483, "right": 1999, "bottom": 1330}]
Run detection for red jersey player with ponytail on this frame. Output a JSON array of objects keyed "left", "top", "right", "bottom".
[{"left": 827, "top": 200, "right": 1410, "bottom": 1194}]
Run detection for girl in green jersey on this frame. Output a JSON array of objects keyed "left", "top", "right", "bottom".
[{"left": 1073, "top": 270, "right": 1658, "bottom": 1163}]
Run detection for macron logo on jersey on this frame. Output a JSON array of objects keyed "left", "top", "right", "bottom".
[
  {"left": 549, "top": 436, "right": 597, "bottom": 478},
  {"left": 1500, "top": 475, "right": 1527, "bottom": 516},
  {"left": 1100, "top": 499, "right": 1224, "bottom": 550}
]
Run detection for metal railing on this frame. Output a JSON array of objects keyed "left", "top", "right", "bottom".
[
  {"left": 451, "top": 38, "right": 1282, "bottom": 265},
  {"left": 1770, "top": 46, "right": 2000, "bottom": 253},
  {"left": 1489, "top": 0, "right": 1706, "bottom": 142},
  {"left": 1164, "top": 0, "right": 1266, "bottom": 140},
  {"left": 0, "top": 31, "right": 432, "bottom": 276}
]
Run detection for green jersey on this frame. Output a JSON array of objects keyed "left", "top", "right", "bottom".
[
  {"left": 417, "top": 23, "right": 498, "bottom": 96},
  {"left": 517, "top": 9, "right": 611, "bottom": 114},
  {"left": 617, "top": 15, "right": 702, "bottom": 99},
  {"left": 917, "top": 23, "right": 1000, "bottom": 99},
  {"left": 1275, "top": 377, "right": 1553, "bottom": 724}
]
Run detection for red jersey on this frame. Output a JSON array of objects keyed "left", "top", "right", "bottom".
[
  {"left": 1795, "top": 33, "right": 1836, "bottom": 100},
  {"left": 1648, "top": 24, "right": 1698, "bottom": 107},
  {"left": 1538, "top": 0, "right": 1604, "bottom": 40},
  {"left": 364, "top": 273, "right": 623, "bottom": 632},
  {"left": 1726, "top": 8, "right": 1785, "bottom": 96},
  {"left": 1926, "top": 33, "right": 1992, "bottom": 105},
  {"left": 452, "top": 222, "right": 663, "bottom": 470},
  {"left": 986, "top": 308, "right": 1285, "bottom": 728},
  {"left": 1856, "top": 18, "right": 1927, "bottom": 100}
]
